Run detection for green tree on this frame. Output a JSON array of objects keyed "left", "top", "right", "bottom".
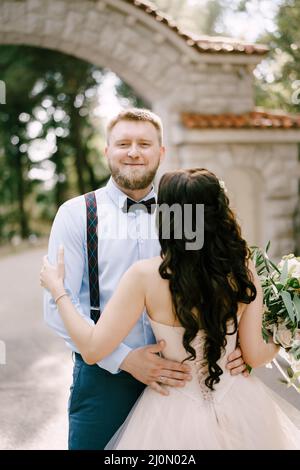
[
  {"left": 0, "top": 47, "right": 42, "bottom": 239},
  {"left": 152, "top": 0, "right": 228, "bottom": 36},
  {"left": 0, "top": 45, "right": 142, "bottom": 243},
  {"left": 0, "top": 45, "right": 109, "bottom": 240},
  {"left": 233, "top": 0, "right": 297, "bottom": 112}
]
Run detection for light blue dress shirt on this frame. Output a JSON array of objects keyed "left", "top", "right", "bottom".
[{"left": 44, "top": 177, "right": 160, "bottom": 374}]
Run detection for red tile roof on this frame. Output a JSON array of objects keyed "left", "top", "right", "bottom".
[
  {"left": 182, "top": 110, "right": 300, "bottom": 129},
  {"left": 123, "top": 0, "right": 268, "bottom": 55}
]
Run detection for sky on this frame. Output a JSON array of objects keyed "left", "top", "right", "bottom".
[
  {"left": 94, "top": 73, "right": 124, "bottom": 123},
  {"left": 220, "top": 0, "right": 281, "bottom": 42}
]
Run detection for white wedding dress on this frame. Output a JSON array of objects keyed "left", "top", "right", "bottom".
[{"left": 107, "top": 317, "right": 300, "bottom": 450}]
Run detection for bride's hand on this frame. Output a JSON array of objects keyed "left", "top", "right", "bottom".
[{"left": 40, "top": 245, "right": 65, "bottom": 298}]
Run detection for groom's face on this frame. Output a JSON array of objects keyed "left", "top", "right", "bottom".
[{"left": 105, "top": 120, "right": 165, "bottom": 190}]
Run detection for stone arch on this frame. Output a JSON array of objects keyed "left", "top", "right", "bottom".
[
  {"left": 0, "top": 0, "right": 203, "bottom": 105},
  {"left": 0, "top": 0, "right": 266, "bottom": 114},
  {"left": 0, "top": 0, "right": 267, "bottom": 173},
  {"left": 5, "top": 0, "right": 293, "bottom": 254}
]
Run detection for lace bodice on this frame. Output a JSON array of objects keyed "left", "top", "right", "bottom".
[{"left": 148, "top": 317, "right": 239, "bottom": 403}]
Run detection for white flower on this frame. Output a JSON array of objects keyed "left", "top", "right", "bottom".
[
  {"left": 218, "top": 179, "right": 228, "bottom": 193},
  {"left": 273, "top": 323, "right": 294, "bottom": 348},
  {"left": 278, "top": 255, "right": 300, "bottom": 279}
]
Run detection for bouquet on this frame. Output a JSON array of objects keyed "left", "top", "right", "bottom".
[{"left": 251, "top": 243, "right": 300, "bottom": 391}]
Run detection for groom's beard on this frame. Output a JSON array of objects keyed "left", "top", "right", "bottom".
[{"left": 108, "top": 162, "right": 158, "bottom": 190}]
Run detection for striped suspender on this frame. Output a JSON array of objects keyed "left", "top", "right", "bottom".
[{"left": 84, "top": 191, "right": 100, "bottom": 323}]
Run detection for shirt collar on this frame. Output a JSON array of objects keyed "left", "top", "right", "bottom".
[{"left": 106, "top": 176, "right": 156, "bottom": 209}]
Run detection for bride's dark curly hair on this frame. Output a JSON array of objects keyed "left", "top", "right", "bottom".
[{"left": 157, "top": 168, "right": 256, "bottom": 390}]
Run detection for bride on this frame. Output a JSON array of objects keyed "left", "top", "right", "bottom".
[{"left": 40, "top": 168, "right": 300, "bottom": 450}]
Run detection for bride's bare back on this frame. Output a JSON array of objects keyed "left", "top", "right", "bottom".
[{"left": 142, "top": 256, "right": 245, "bottom": 327}]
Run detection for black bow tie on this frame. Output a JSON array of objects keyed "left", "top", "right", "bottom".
[{"left": 123, "top": 197, "right": 156, "bottom": 214}]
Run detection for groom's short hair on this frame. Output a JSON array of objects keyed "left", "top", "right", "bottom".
[{"left": 107, "top": 108, "right": 163, "bottom": 145}]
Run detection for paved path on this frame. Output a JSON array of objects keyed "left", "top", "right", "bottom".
[
  {"left": 0, "top": 247, "right": 72, "bottom": 450},
  {"left": 0, "top": 247, "right": 299, "bottom": 449}
]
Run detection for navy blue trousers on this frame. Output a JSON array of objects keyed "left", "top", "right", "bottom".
[{"left": 68, "top": 353, "right": 146, "bottom": 450}]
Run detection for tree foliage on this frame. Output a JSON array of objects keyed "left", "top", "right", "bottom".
[
  {"left": 0, "top": 46, "right": 143, "bottom": 243},
  {"left": 235, "top": 0, "right": 299, "bottom": 113},
  {"left": 152, "top": 0, "right": 227, "bottom": 36}
]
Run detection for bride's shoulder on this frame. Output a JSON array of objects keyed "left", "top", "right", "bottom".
[
  {"left": 131, "top": 256, "right": 161, "bottom": 274},
  {"left": 132, "top": 256, "right": 162, "bottom": 272}
]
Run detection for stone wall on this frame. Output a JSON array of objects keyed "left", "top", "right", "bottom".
[{"left": 177, "top": 138, "right": 300, "bottom": 259}]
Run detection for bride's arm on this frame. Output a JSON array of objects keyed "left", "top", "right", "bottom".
[
  {"left": 41, "top": 248, "right": 146, "bottom": 365},
  {"left": 238, "top": 259, "right": 280, "bottom": 368}
]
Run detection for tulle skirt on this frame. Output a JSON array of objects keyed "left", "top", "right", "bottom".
[{"left": 106, "top": 374, "right": 300, "bottom": 450}]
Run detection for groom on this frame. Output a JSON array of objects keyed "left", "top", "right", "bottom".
[{"left": 44, "top": 108, "right": 248, "bottom": 450}]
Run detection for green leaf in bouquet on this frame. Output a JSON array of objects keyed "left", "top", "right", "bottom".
[
  {"left": 275, "top": 283, "right": 284, "bottom": 291},
  {"left": 279, "top": 259, "right": 288, "bottom": 285},
  {"left": 279, "top": 378, "right": 289, "bottom": 385},
  {"left": 292, "top": 351, "right": 300, "bottom": 361},
  {"left": 275, "top": 307, "right": 289, "bottom": 321},
  {"left": 270, "top": 283, "right": 279, "bottom": 298},
  {"left": 251, "top": 246, "right": 270, "bottom": 276},
  {"left": 264, "top": 242, "right": 280, "bottom": 271},
  {"left": 251, "top": 247, "right": 265, "bottom": 271},
  {"left": 262, "top": 327, "right": 271, "bottom": 343},
  {"left": 280, "top": 291, "right": 295, "bottom": 322},
  {"left": 264, "top": 285, "right": 273, "bottom": 295},
  {"left": 286, "top": 371, "right": 300, "bottom": 392},
  {"left": 257, "top": 266, "right": 267, "bottom": 276},
  {"left": 288, "top": 278, "right": 300, "bottom": 289},
  {"left": 267, "top": 258, "right": 281, "bottom": 274},
  {"left": 293, "top": 295, "right": 300, "bottom": 323},
  {"left": 287, "top": 366, "right": 294, "bottom": 378},
  {"left": 251, "top": 243, "right": 280, "bottom": 278}
]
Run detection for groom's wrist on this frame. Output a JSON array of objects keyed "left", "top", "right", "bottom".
[{"left": 119, "top": 349, "right": 135, "bottom": 373}]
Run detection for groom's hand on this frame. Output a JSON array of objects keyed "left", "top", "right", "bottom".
[
  {"left": 226, "top": 346, "right": 250, "bottom": 377},
  {"left": 120, "top": 340, "right": 192, "bottom": 396}
]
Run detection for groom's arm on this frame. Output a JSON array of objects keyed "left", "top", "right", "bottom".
[{"left": 44, "top": 201, "right": 132, "bottom": 374}]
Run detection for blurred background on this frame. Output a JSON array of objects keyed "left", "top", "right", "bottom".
[
  {"left": 0, "top": 0, "right": 300, "bottom": 252},
  {"left": 0, "top": 0, "right": 300, "bottom": 449}
]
